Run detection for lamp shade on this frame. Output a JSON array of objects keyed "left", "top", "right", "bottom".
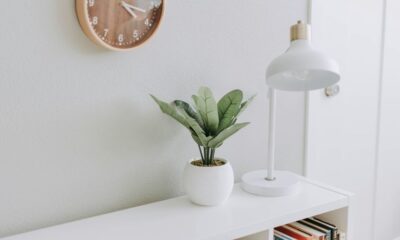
[{"left": 266, "top": 22, "right": 340, "bottom": 91}]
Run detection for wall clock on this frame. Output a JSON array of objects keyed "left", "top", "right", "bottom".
[{"left": 76, "top": 0, "right": 164, "bottom": 51}]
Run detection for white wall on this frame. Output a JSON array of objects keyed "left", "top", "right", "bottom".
[
  {"left": 308, "top": 1, "right": 400, "bottom": 239},
  {"left": 0, "top": 0, "right": 307, "bottom": 237},
  {"left": 307, "top": 0, "right": 383, "bottom": 240},
  {"left": 374, "top": 0, "right": 400, "bottom": 239}
]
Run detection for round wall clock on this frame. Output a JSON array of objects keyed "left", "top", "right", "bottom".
[{"left": 76, "top": 0, "right": 164, "bottom": 51}]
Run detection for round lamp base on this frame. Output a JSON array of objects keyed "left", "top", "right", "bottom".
[{"left": 241, "top": 170, "right": 302, "bottom": 197}]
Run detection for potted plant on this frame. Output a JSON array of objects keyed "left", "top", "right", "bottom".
[{"left": 151, "top": 87, "right": 254, "bottom": 206}]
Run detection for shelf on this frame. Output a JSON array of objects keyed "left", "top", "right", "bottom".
[{"left": 2, "top": 178, "right": 352, "bottom": 240}]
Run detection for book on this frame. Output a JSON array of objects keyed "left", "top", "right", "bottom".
[
  {"left": 275, "top": 230, "right": 297, "bottom": 240},
  {"left": 276, "top": 225, "right": 313, "bottom": 240},
  {"left": 275, "top": 217, "right": 344, "bottom": 240},
  {"left": 299, "top": 220, "right": 331, "bottom": 240},
  {"left": 306, "top": 217, "right": 339, "bottom": 240},
  {"left": 274, "top": 234, "right": 289, "bottom": 240},
  {"left": 274, "top": 235, "right": 286, "bottom": 240},
  {"left": 289, "top": 221, "right": 327, "bottom": 240}
]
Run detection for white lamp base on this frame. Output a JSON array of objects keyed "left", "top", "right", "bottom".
[{"left": 241, "top": 170, "right": 302, "bottom": 197}]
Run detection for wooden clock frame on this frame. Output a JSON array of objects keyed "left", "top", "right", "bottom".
[{"left": 75, "top": 0, "right": 164, "bottom": 51}]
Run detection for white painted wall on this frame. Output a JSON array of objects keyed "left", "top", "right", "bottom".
[
  {"left": 307, "top": 1, "right": 383, "bottom": 240},
  {"left": 374, "top": 0, "right": 400, "bottom": 239},
  {"left": 308, "top": 1, "right": 400, "bottom": 239},
  {"left": 0, "top": 0, "right": 307, "bottom": 237}
]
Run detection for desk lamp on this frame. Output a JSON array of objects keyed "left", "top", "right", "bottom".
[{"left": 241, "top": 21, "right": 340, "bottom": 196}]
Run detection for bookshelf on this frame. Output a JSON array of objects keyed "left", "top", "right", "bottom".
[{"left": 2, "top": 177, "right": 353, "bottom": 240}]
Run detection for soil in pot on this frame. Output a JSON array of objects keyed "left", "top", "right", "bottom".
[{"left": 191, "top": 159, "right": 226, "bottom": 167}]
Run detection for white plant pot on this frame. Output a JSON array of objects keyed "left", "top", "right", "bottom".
[{"left": 183, "top": 158, "right": 234, "bottom": 206}]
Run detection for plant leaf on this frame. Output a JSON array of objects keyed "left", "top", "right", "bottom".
[
  {"left": 150, "top": 95, "right": 189, "bottom": 129},
  {"left": 217, "top": 89, "right": 243, "bottom": 132},
  {"left": 177, "top": 107, "right": 211, "bottom": 146},
  {"left": 191, "top": 133, "right": 202, "bottom": 146},
  {"left": 194, "top": 87, "right": 219, "bottom": 134},
  {"left": 192, "top": 95, "right": 200, "bottom": 106},
  {"left": 174, "top": 100, "right": 204, "bottom": 129},
  {"left": 207, "top": 122, "right": 250, "bottom": 148},
  {"left": 213, "top": 142, "right": 223, "bottom": 148},
  {"left": 237, "top": 94, "right": 256, "bottom": 117}
]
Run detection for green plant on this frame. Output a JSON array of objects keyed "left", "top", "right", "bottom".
[{"left": 151, "top": 87, "right": 255, "bottom": 166}]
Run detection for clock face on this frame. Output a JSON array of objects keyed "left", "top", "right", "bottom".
[{"left": 76, "top": 0, "right": 163, "bottom": 50}]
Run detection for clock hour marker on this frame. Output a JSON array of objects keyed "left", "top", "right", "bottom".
[
  {"left": 150, "top": 0, "right": 161, "bottom": 9},
  {"left": 103, "top": 28, "right": 109, "bottom": 37},
  {"left": 92, "top": 16, "right": 98, "bottom": 25},
  {"left": 118, "top": 34, "right": 124, "bottom": 43},
  {"left": 133, "top": 30, "right": 139, "bottom": 38},
  {"left": 88, "top": 0, "right": 95, "bottom": 7}
]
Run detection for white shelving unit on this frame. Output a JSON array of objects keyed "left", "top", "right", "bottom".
[{"left": 2, "top": 177, "right": 353, "bottom": 240}]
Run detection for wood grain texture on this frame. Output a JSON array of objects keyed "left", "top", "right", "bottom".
[{"left": 76, "top": 0, "right": 164, "bottom": 51}]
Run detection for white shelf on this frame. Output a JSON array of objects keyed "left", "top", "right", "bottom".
[{"left": 2, "top": 178, "right": 353, "bottom": 240}]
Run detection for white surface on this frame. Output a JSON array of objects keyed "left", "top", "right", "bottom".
[
  {"left": 1, "top": 181, "right": 350, "bottom": 240},
  {"left": 374, "top": 0, "right": 400, "bottom": 238},
  {"left": 266, "top": 88, "right": 276, "bottom": 180},
  {"left": 266, "top": 40, "right": 340, "bottom": 91},
  {"left": 183, "top": 159, "right": 234, "bottom": 206},
  {"left": 307, "top": 1, "right": 383, "bottom": 240},
  {"left": 0, "top": 0, "right": 308, "bottom": 237},
  {"left": 241, "top": 170, "right": 301, "bottom": 197}
]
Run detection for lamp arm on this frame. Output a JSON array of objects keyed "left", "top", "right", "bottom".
[{"left": 266, "top": 87, "right": 276, "bottom": 180}]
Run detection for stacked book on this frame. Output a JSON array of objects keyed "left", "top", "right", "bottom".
[{"left": 274, "top": 217, "right": 345, "bottom": 240}]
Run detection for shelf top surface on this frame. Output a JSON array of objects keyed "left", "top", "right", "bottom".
[{"left": 3, "top": 179, "right": 350, "bottom": 240}]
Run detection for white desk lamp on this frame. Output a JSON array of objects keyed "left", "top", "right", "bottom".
[{"left": 241, "top": 20, "right": 341, "bottom": 197}]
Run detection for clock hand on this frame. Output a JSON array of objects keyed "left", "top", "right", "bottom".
[
  {"left": 121, "top": 1, "right": 138, "bottom": 18},
  {"left": 121, "top": 1, "right": 146, "bottom": 13}
]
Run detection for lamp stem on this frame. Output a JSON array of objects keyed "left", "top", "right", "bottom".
[{"left": 266, "top": 88, "right": 276, "bottom": 181}]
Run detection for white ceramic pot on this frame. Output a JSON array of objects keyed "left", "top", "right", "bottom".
[{"left": 183, "top": 158, "right": 234, "bottom": 206}]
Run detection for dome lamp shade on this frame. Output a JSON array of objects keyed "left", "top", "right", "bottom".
[{"left": 266, "top": 21, "right": 340, "bottom": 91}]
